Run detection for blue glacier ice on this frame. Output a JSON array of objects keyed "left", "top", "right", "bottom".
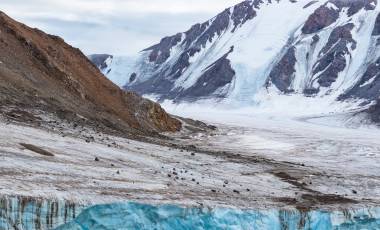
[
  {"left": 1, "top": 196, "right": 379, "bottom": 230},
  {"left": 56, "top": 202, "right": 380, "bottom": 230}
]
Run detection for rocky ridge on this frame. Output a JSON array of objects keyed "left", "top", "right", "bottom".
[{"left": 0, "top": 11, "right": 181, "bottom": 136}]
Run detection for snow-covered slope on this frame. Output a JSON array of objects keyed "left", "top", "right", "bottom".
[
  {"left": 93, "top": 0, "right": 380, "bottom": 118},
  {"left": 88, "top": 54, "right": 138, "bottom": 87}
]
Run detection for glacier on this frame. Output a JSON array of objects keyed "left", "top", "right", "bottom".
[
  {"left": 2, "top": 197, "right": 379, "bottom": 229},
  {"left": 99, "top": 56, "right": 139, "bottom": 87},
  {"left": 0, "top": 196, "right": 82, "bottom": 230},
  {"left": 56, "top": 202, "right": 380, "bottom": 230}
]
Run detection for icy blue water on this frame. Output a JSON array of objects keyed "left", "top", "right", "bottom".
[{"left": 55, "top": 202, "right": 380, "bottom": 230}]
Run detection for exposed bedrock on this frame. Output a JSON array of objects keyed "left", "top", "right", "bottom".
[
  {"left": 178, "top": 47, "right": 236, "bottom": 100},
  {"left": 313, "top": 23, "right": 356, "bottom": 88},
  {"left": 302, "top": 0, "right": 376, "bottom": 34},
  {"left": 302, "top": 4, "right": 339, "bottom": 34},
  {"left": 268, "top": 47, "right": 297, "bottom": 93},
  {"left": 369, "top": 99, "right": 380, "bottom": 122},
  {"left": 373, "top": 13, "right": 380, "bottom": 36},
  {"left": 342, "top": 57, "right": 380, "bottom": 101}
]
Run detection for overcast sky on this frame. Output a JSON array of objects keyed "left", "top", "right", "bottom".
[{"left": 2, "top": 0, "right": 242, "bottom": 55}]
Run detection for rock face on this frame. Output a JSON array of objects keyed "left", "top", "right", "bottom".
[
  {"left": 312, "top": 23, "right": 356, "bottom": 88},
  {"left": 0, "top": 11, "right": 181, "bottom": 135},
  {"left": 342, "top": 56, "right": 380, "bottom": 101},
  {"left": 373, "top": 13, "right": 380, "bottom": 35},
  {"left": 268, "top": 47, "right": 297, "bottom": 93},
  {"left": 302, "top": 0, "right": 376, "bottom": 35},
  {"left": 145, "top": 33, "right": 183, "bottom": 65},
  {"left": 301, "top": 4, "right": 339, "bottom": 34},
  {"left": 369, "top": 100, "right": 380, "bottom": 122},
  {"left": 178, "top": 47, "right": 236, "bottom": 100}
]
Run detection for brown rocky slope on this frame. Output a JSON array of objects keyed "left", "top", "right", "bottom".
[{"left": 0, "top": 11, "right": 181, "bottom": 135}]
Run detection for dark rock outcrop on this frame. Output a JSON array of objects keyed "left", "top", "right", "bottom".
[
  {"left": 179, "top": 47, "right": 236, "bottom": 99},
  {"left": 124, "top": 74, "right": 175, "bottom": 100},
  {"left": 302, "top": 4, "right": 339, "bottom": 34},
  {"left": 368, "top": 99, "right": 380, "bottom": 122},
  {"left": 129, "top": 72, "right": 137, "bottom": 83},
  {"left": 231, "top": 1, "right": 257, "bottom": 32},
  {"left": 190, "top": 0, "right": 258, "bottom": 49},
  {"left": 144, "top": 33, "right": 182, "bottom": 64},
  {"left": 302, "top": 0, "right": 375, "bottom": 34},
  {"left": 313, "top": 23, "right": 356, "bottom": 87},
  {"left": 342, "top": 56, "right": 380, "bottom": 101},
  {"left": 373, "top": 13, "right": 380, "bottom": 36},
  {"left": 195, "top": 9, "right": 231, "bottom": 47},
  {"left": 331, "top": 0, "right": 376, "bottom": 17},
  {"left": 268, "top": 47, "right": 297, "bottom": 93}
]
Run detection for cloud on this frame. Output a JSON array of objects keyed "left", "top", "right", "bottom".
[{"left": 1, "top": 0, "right": 242, "bottom": 55}]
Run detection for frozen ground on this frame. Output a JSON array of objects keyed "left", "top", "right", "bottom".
[
  {"left": 163, "top": 102, "right": 380, "bottom": 209},
  {"left": 0, "top": 102, "right": 379, "bottom": 211},
  {"left": 0, "top": 117, "right": 298, "bottom": 209}
]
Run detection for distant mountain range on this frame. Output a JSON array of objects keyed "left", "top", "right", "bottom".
[{"left": 90, "top": 0, "right": 380, "bottom": 124}]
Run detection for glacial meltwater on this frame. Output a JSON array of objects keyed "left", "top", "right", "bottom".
[{"left": 1, "top": 197, "right": 380, "bottom": 229}]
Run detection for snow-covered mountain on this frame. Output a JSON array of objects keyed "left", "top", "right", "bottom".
[{"left": 92, "top": 0, "right": 380, "bottom": 119}]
